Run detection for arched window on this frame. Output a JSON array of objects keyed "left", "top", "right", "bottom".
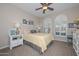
[{"left": 54, "top": 15, "right": 68, "bottom": 37}]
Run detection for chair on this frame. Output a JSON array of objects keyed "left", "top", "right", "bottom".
[{"left": 9, "top": 28, "right": 23, "bottom": 50}]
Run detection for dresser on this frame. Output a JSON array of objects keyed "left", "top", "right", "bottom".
[{"left": 73, "top": 30, "right": 79, "bottom": 55}]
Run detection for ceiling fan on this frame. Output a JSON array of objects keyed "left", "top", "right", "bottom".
[{"left": 35, "top": 3, "right": 54, "bottom": 14}]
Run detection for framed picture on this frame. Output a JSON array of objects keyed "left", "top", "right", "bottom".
[
  {"left": 29, "top": 21, "right": 33, "bottom": 25},
  {"left": 23, "top": 19, "right": 27, "bottom": 24},
  {"left": 23, "top": 19, "right": 34, "bottom": 25}
]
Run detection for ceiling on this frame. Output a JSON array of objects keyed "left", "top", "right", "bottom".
[{"left": 12, "top": 3, "right": 79, "bottom": 18}]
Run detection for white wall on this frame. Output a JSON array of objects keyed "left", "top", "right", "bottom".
[{"left": 0, "top": 4, "right": 39, "bottom": 48}]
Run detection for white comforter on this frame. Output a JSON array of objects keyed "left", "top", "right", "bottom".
[{"left": 23, "top": 33, "right": 54, "bottom": 52}]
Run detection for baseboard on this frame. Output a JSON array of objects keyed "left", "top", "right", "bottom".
[
  {"left": 0, "top": 45, "right": 9, "bottom": 50},
  {"left": 54, "top": 37, "right": 67, "bottom": 42}
]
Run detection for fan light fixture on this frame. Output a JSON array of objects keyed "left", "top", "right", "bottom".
[
  {"left": 43, "top": 6, "right": 48, "bottom": 10},
  {"left": 35, "top": 3, "right": 54, "bottom": 14}
]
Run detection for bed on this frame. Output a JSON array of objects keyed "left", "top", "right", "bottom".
[{"left": 23, "top": 33, "right": 54, "bottom": 53}]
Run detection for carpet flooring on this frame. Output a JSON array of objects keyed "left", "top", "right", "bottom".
[{"left": 0, "top": 40, "right": 77, "bottom": 56}]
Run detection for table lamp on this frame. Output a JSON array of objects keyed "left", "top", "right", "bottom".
[{"left": 15, "top": 23, "right": 20, "bottom": 34}]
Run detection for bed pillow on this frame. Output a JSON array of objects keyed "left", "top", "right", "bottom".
[
  {"left": 30, "top": 30, "right": 37, "bottom": 33},
  {"left": 10, "top": 29, "right": 17, "bottom": 35}
]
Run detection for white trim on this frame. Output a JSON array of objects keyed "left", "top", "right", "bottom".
[
  {"left": 0, "top": 45, "right": 9, "bottom": 50},
  {"left": 55, "top": 39, "right": 67, "bottom": 42}
]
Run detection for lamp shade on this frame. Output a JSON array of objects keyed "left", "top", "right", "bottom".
[{"left": 15, "top": 23, "right": 20, "bottom": 28}]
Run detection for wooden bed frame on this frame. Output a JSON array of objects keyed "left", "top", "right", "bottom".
[{"left": 23, "top": 40, "right": 53, "bottom": 54}]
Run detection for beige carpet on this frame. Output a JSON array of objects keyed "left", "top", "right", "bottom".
[{"left": 0, "top": 40, "right": 77, "bottom": 56}]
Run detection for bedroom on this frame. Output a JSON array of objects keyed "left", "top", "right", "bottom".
[{"left": 0, "top": 3, "right": 79, "bottom": 56}]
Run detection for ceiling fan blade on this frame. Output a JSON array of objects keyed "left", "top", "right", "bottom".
[
  {"left": 48, "top": 3, "right": 52, "bottom": 6},
  {"left": 43, "top": 9, "right": 46, "bottom": 14},
  {"left": 35, "top": 7, "right": 42, "bottom": 10},
  {"left": 40, "top": 3, "right": 44, "bottom": 5},
  {"left": 48, "top": 7, "right": 54, "bottom": 11},
  {"left": 40, "top": 3, "right": 47, "bottom": 6}
]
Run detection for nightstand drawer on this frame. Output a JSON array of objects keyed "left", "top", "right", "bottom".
[
  {"left": 11, "top": 43, "right": 18, "bottom": 47},
  {"left": 11, "top": 40, "right": 18, "bottom": 43},
  {"left": 17, "top": 39, "right": 23, "bottom": 45}
]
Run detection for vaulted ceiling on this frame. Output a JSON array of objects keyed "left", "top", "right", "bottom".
[{"left": 12, "top": 3, "right": 79, "bottom": 18}]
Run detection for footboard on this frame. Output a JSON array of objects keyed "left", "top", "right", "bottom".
[
  {"left": 23, "top": 40, "right": 42, "bottom": 54},
  {"left": 23, "top": 40, "right": 53, "bottom": 54}
]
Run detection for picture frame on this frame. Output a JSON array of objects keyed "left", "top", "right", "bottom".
[
  {"left": 23, "top": 19, "right": 34, "bottom": 25},
  {"left": 29, "top": 21, "right": 33, "bottom": 25},
  {"left": 23, "top": 19, "right": 27, "bottom": 24}
]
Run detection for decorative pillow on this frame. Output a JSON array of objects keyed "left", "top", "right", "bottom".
[
  {"left": 30, "top": 30, "right": 37, "bottom": 33},
  {"left": 10, "top": 30, "right": 17, "bottom": 35}
]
